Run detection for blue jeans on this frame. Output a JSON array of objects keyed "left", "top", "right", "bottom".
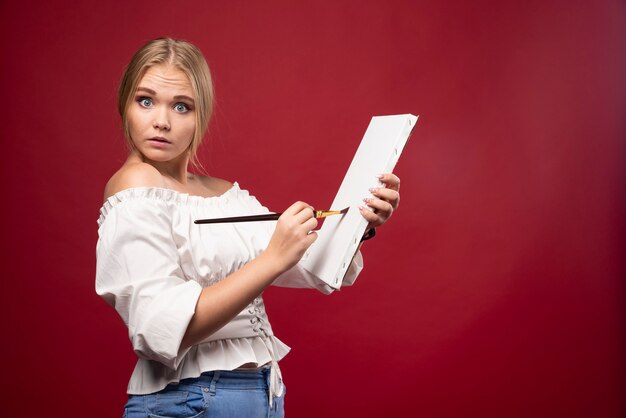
[{"left": 123, "top": 368, "right": 285, "bottom": 418}]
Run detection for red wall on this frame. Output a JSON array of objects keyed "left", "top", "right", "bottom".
[{"left": 1, "top": 1, "right": 624, "bottom": 416}]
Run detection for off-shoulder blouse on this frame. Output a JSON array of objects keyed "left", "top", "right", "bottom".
[{"left": 95, "top": 183, "right": 363, "bottom": 399}]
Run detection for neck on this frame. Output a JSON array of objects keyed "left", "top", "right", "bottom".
[{"left": 131, "top": 151, "right": 192, "bottom": 185}]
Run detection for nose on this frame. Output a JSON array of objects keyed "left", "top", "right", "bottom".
[{"left": 153, "top": 107, "right": 170, "bottom": 131}]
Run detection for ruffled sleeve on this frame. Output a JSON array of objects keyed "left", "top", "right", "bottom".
[{"left": 96, "top": 189, "right": 203, "bottom": 370}]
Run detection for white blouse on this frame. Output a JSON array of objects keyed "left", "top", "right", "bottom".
[{"left": 95, "top": 184, "right": 363, "bottom": 399}]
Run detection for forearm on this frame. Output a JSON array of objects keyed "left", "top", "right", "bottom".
[
  {"left": 180, "top": 251, "right": 284, "bottom": 350},
  {"left": 181, "top": 201, "right": 317, "bottom": 350}
]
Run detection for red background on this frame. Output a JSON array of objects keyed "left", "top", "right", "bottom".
[{"left": 1, "top": 1, "right": 624, "bottom": 416}]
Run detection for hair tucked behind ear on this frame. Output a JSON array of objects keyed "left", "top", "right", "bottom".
[{"left": 118, "top": 37, "right": 214, "bottom": 171}]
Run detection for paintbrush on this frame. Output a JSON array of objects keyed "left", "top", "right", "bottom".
[{"left": 194, "top": 208, "right": 349, "bottom": 225}]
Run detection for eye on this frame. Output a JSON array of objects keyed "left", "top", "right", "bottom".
[
  {"left": 174, "top": 102, "right": 191, "bottom": 113},
  {"left": 137, "top": 97, "right": 153, "bottom": 108}
]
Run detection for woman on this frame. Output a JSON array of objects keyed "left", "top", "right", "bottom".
[{"left": 96, "top": 37, "right": 401, "bottom": 417}]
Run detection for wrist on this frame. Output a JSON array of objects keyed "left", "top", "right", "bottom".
[{"left": 257, "top": 248, "right": 292, "bottom": 277}]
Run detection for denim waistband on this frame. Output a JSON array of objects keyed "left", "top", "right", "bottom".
[
  {"left": 126, "top": 366, "right": 284, "bottom": 417},
  {"left": 173, "top": 367, "right": 272, "bottom": 390}
]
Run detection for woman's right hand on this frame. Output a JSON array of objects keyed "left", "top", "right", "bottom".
[{"left": 264, "top": 201, "right": 318, "bottom": 272}]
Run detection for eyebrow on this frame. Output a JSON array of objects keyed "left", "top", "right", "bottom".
[
  {"left": 174, "top": 95, "right": 195, "bottom": 104},
  {"left": 136, "top": 87, "right": 195, "bottom": 103},
  {"left": 136, "top": 87, "right": 156, "bottom": 95}
]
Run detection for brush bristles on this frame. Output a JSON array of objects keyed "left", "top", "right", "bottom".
[{"left": 314, "top": 208, "right": 349, "bottom": 218}]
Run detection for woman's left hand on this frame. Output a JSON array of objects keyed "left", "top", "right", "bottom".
[{"left": 359, "top": 173, "right": 401, "bottom": 230}]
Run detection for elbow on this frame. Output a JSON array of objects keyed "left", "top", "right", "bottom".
[
  {"left": 130, "top": 326, "right": 186, "bottom": 370},
  {"left": 124, "top": 280, "right": 202, "bottom": 369},
  {"left": 128, "top": 303, "right": 194, "bottom": 370}
]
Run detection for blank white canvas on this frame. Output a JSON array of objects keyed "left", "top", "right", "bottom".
[{"left": 299, "top": 114, "right": 418, "bottom": 289}]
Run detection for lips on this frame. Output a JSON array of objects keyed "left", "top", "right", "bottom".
[{"left": 149, "top": 137, "right": 171, "bottom": 144}]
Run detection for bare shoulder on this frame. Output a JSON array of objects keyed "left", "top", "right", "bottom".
[
  {"left": 104, "top": 162, "right": 166, "bottom": 200},
  {"left": 196, "top": 175, "right": 234, "bottom": 197}
]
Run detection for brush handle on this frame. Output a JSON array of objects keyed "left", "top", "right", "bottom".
[
  {"left": 194, "top": 213, "right": 282, "bottom": 224},
  {"left": 194, "top": 208, "right": 346, "bottom": 224}
]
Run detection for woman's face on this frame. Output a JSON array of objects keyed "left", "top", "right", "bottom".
[{"left": 127, "top": 63, "right": 196, "bottom": 166}]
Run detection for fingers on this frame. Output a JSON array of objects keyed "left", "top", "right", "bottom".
[
  {"left": 363, "top": 196, "right": 393, "bottom": 215},
  {"left": 378, "top": 173, "right": 400, "bottom": 191},
  {"left": 305, "top": 229, "right": 318, "bottom": 246},
  {"left": 368, "top": 187, "right": 400, "bottom": 210},
  {"left": 283, "top": 201, "right": 313, "bottom": 217},
  {"left": 302, "top": 215, "right": 319, "bottom": 232},
  {"left": 268, "top": 201, "right": 318, "bottom": 269},
  {"left": 359, "top": 205, "right": 381, "bottom": 227},
  {"left": 359, "top": 173, "right": 402, "bottom": 229},
  {"left": 372, "top": 173, "right": 401, "bottom": 210},
  {"left": 361, "top": 196, "right": 392, "bottom": 229},
  {"left": 280, "top": 201, "right": 318, "bottom": 230}
]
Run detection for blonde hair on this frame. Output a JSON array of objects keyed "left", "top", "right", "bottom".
[{"left": 118, "top": 37, "right": 214, "bottom": 170}]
